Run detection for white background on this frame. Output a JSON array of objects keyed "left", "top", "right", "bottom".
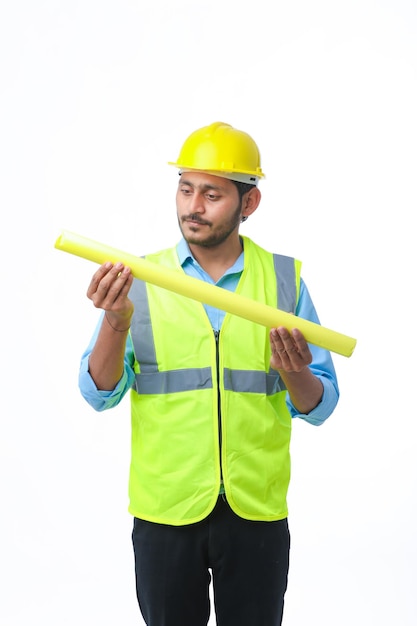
[{"left": 1, "top": 1, "right": 416, "bottom": 624}]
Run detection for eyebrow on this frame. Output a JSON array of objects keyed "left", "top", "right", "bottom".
[{"left": 179, "top": 179, "right": 226, "bottom": 192}]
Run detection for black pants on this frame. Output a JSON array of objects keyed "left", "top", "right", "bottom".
[{"left": 132, "top": 495, "right": 290, "bottom": 626}]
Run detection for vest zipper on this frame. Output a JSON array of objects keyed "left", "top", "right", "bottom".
[{"left": 213, "top": 329, "right": 223, "bottom": 488}]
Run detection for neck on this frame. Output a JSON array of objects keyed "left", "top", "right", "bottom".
[{"left": 188, "top": 234, "right": 243, "bottom": 282}]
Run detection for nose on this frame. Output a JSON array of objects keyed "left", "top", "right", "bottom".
[{"left": 189, "top": 191, "right": 205, "bottom": 213}]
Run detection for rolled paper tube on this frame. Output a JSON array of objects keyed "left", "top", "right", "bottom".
[{"left": 55, "top": 230, "right": 357, "bottom": 357}]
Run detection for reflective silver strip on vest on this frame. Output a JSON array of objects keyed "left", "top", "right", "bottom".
[
  {"left": 129, "top": 277, "right": 157, "bottom": 374},
  {"left": 134, "top": 367, "right": 213, "bottom": 394},
  {"left": 273, "top": 253, "right": 297, "bottom": 313},
  {"left": 130, "top": 253, "right": 296, "bottom": 396},
  {"left": 223, "top": 368, "right": 287, "bottom": 395},
  {"left": 134, "top": 368, "right": 284, "bottom": 396}
]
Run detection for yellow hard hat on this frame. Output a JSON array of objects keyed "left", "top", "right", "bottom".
[{"left": 168, "top": 122, "right": 265, "bottom": 184}]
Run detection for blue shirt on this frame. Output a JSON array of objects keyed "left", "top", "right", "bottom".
[{"left": 79, "top": 239, "right": 339, "bottom": 425}]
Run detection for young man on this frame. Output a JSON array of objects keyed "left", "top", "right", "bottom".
[{"left": 79, "top": 121, "right": 339, "bottom": 626}]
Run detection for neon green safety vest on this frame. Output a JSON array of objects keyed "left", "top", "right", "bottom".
[{"left": 128, "top": 236, "right": 301, "bottom": 525}]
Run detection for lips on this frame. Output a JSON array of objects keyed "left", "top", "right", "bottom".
[{"left": 184, "top": 216, "right": 210, "bottom": 226}]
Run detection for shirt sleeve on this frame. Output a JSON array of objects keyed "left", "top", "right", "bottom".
[
  {"left": 78, "top": 313, "right": 136, "bottom": 412},
  {"left": 285, "top": 279, "right": 340, "bottom": 425}
]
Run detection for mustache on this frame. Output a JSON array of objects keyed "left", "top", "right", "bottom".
[{"left": 182, "top": 214, "right": 212, "bottom": 226}]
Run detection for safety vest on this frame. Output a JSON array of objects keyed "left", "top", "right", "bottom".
[{"left": 127, "top": 236, "right": 301, "bottom": 525}]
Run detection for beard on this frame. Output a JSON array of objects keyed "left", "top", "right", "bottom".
[{"left": 178, "top": 201, "right": 243, "bottom": 249}]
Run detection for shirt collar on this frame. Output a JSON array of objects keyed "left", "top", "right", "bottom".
[
  {"left": 176, "top": 237, "right": 244, "bottom": 274},
  {"left": 177, "top": 237, "right": 195, "bottom": 266}
]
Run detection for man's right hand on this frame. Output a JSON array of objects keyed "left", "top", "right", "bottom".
[{"left": 87, "top": 262, "right": 134, "bottom": 329}]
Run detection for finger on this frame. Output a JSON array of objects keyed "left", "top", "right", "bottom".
[
  {"left": 276, "top": 327, "right": 298, "bottom": 352},
  {"left": 291, "top": 328, "right": 312, "bottom": 364},
  {"left": 99, "top": 265, "right": 132, "bottom": 304},
  {"left": 116, "top": 271, "right": 134, "bottom": 300},
  {"left": 87, "top": 262, "right": 114, "bottom": 299},
  {"left": 89, "top": 263, "right": 132, "bottom": 307},
  {"left": 270, "top": 328, "right": 286, "bottom": 351},
  {"left": 269, "top": 329, "right": 290, "bottom": 365},
  {"left": 270, "top": 328, "right": 305, "bottom": 371}
]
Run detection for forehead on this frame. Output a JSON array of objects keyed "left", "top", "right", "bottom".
[{"left": 178, "top": 171, "right": 236, "bottom": 192}]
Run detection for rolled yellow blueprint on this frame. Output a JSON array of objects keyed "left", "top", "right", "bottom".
[{"left": 54, "top": 230, "right": 356, "bottom": 357}]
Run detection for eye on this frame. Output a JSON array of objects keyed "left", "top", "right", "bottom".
[{"left": 206, "top": 193, "right": 220, "bottom": 201}]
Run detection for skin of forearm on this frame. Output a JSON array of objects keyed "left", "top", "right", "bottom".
[
  {"left": 279, "top": 368, "right": 324, "bottom": 415},
  {"left": 88, "top": 322, "right": 130, "bottom": 391}
]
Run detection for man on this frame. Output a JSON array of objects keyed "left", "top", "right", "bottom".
[{"left": 79, "top": 121, "right": 339, "bottom": 626}]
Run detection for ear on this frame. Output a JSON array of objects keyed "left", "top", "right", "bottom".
[{"left": 241, "top": 187, "right": 261, "bottom": 220}]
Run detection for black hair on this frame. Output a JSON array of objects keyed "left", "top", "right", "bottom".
[
  {"left": 231, "top": 181, "right": 257, "bottom": 222},
  {"left": 231, "top": 181, "right": 257, "bottom": 200}
]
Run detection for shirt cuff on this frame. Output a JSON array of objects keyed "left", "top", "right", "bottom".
[
  {"left": 287, "top": 376, "right": 339, "bottom": 426},
  {"left": 78, "top": 356, "right": 132, "bottom": 412}
]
